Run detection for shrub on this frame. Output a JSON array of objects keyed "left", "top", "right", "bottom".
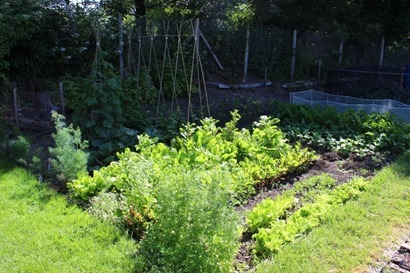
[
  {"left": 48, "top": 111, "right": 89, "bottom": 182},
  {"left": 139, "top": 166, "right": 240, "bottom": 273},
  {"left": 9, "top": 135, "right": 30, "bottom": 165}
]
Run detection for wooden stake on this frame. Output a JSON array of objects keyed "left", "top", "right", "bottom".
[{"left": 199, "top": 30, "right": 224, "bottom": 70}]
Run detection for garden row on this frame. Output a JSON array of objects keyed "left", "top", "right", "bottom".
[
  {"left": 68, "top": 110, "right": 315, "bottom": 272},
  {"left": 67, "top": 105, "right": 410, "bottom": 272},
  {"left": 246, "top": 174, "right": 368, "bottom": 257}
]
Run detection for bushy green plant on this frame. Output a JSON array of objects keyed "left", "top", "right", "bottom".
[
  {"left": 139, "top": 166, "right": 240, "bottom": 273},
  {"left": 63, "top": 61, "right": 138, "bottom": 167},
  {"left": 87, "top": 192, "right": 124, "bottom": 227},
  {"left": 8, "top": 135, "right": 30, "bottom": 165},
  {"left": 48, "top": 111, "right": 89, "bottom": 182}
]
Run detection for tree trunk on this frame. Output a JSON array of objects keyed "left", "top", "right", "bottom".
[{"left": 134, "top": 0, "right": 147, "bottom": 35}]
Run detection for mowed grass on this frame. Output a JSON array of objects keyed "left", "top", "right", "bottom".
[
  {"left": 256, "top": 151, "right": 410, "bottom": 273},
  {"left": 0, "top": 158, "right": 137, "bottom": 273}
]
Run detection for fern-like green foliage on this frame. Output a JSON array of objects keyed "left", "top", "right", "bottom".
[{"left": 48, "top": 111, "right": 89, "bottom": 182}]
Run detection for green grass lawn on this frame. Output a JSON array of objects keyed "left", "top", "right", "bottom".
[
  {"left": 0, "top": 158, "right": 137, "bottom": 273},
  {"left": 255, "top": 151, "right": 410, "bottom": 273},
  {"left": 1, "top": 149, "right": 409, "bottom": 273}
]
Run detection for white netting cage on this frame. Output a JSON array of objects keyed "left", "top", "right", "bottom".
[{"left": 290, "top": 90, "right": 410, "bottom": 122}]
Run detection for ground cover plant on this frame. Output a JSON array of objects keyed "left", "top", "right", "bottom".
[{"left": 0, "top": 157, "right": 137, "bottom": 273}]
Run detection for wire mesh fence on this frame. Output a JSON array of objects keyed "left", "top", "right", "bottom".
[
  {"left": 2, "top": 80, "right": 65, "bottom": 131},
  {"left": 290, "top": 89, "right": 410, "bottom": 122}
]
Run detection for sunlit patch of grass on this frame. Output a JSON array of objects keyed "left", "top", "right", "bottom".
[
  {"left": 255, "top": 151, "right": 410, "bottom": 273},
  {"left": 0, "top": 158, "right": 137, "bottom": 273}
]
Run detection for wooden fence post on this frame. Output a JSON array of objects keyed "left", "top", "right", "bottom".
[
  {"left": 338, "top": 39, "right": 344, "bottom": 65},
  {"left": 379, "top": 36, "right": 385, "bottom": 67},
  {"left": 243, "top": 26, "right": 250, "bottom": 82},
  {"left": 59, "top": 81, "right": 66, "bottom": 116},
  {"left": 118, "top": 13, "right": 124, "bottom": 79},
  {"left": 290, "top": 30, "right": 297, "bottom": 82},
  {"left": 13, "top": 84, "right": 19, "bottom": 127}
]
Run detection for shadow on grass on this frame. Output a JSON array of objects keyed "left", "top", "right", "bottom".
[
  {"left": 0, "top": 153, "right": 15, "bottom": 172},
  {"left": 391, "top": 150, "right": 410, "bottom": 177}
]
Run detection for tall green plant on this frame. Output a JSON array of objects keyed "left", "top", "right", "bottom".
[
  {"left": 139, "top": 166, "right": 240, "bottom": 273},
  {"left": 48, "top": 111, "right": 89, "bottom": 182},
  {"left": 64, "top": 60, "right": 138, "bottom": 166}
]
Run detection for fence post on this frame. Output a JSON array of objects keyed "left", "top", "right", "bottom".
[
  {"left": 59, "top": 81, "right": 66, "bottom": 116},
  {"left": 338, "top": 39, "right": 344, "bottom": 65},
  {"left": 118, "top": 13, "right": 124, "bottom": 79},
  {"left": 12, "top": 84, "right": 19, "bottom": 128},
  {"left": 290, "top": 30, "right": 297, "bottom": 82},
  {"left": 243, "top": 25, "right": 250, "bottom": 82},
  {"left": 379, "top": 36, "right": 385, "bottom": 67},
  {"left": 317, "top": 59, "right": 322, "bottom": 89}
]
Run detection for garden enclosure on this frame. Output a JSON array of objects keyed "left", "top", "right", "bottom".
[
  {"left": 2, "top": 18, "right": 410, "bottom": 131},
  {"left": 290, "top": 89, "right": 410, "bottom": 122}
]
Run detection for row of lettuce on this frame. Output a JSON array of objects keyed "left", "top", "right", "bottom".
[{"left": 63, "top": 106, "right": 410, "bottom": 272}]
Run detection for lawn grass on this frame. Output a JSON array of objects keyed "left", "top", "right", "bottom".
[
  {"left": 255, "top": 151, "right": 410, "bottom": 273},
  {"left": 0, "top": 158, "right": 137, "bottom": 273}
]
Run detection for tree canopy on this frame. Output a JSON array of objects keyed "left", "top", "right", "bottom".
[{"left": 1, "top": 0, "right": 409, "bottom": 80}]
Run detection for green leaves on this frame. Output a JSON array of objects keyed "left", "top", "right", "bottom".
[
  {"left": 68, "top": 112, "right": 317, "bottom": 271},
  {"left": 277, "top": 104, "right": 410, "bottom": 157},
  {"left": 249, "top": 177, "right": 368, "bottom": 256},
  {"left": 48, "top": 111, "right": 89, "bottom": 183}
]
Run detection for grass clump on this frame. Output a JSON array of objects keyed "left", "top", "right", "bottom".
[{"left": 0, "top": 158, "right": 137, "bottom": 273}]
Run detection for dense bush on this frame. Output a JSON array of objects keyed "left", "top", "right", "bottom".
[{"left": 139, "top": 166, "right": 240, "bottom": 273}]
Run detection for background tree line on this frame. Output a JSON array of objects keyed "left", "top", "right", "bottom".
[{"left": 0, "top": 0, "right": 409, "bottom": 81}]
